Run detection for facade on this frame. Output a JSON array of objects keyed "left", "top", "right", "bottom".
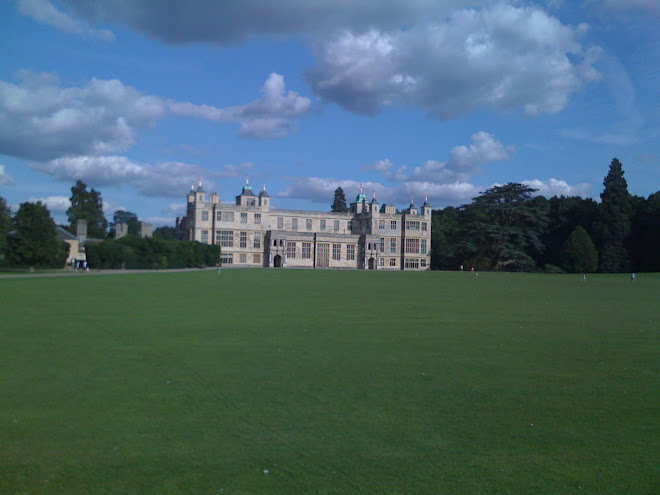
[{"left": 181, "top": 181, "right": 431, "bottom": 270}]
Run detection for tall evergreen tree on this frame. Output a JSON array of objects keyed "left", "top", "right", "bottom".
[
  {"left": 561, "top": 225, "right": 598, "bottom": 273},
  {"left": 596, "top": 158, "right": 632, "bottom": 272},
  {"left": 6, "top": 202, "right": 69, "bottom": 267},
  {"left": 67, "top": 180, "right": 108, "bottom": 238},
  {"left": 331, "top": 187, "right": 349, "bottom": 212}
]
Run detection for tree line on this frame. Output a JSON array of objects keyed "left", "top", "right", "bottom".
[
  {"left": 0, "top": 180, "right": 217, "bottom": 269},
  {"left": 431, "top": 159, "right": 659, "bottom": 273}
]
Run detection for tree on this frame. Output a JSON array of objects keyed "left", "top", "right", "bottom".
[
  {"left": 6, "top": 202, "right": 69, "bottom": 267},
  {"left": 456, "top": 183, "right": 548, "bottom": 271},
  {"left": 331, "top": 187, "right": 349, "bottom": 213},
  {"left": 541, "top": 195, "right": 599, "bottom": 268},
  {"left": 67, "top": 180, "right": 108, "bottom": 238},
  {"left": 596, "top": 158, "right": 632, "bottom": 272},
  {"left": 154, "top": 226, "right": 178, "bottom": 240},
  {"left": 561, "top": 225, "right": 598, "bottom": 273},
  {"left": 112, "top": 210, "right": 140, "bottom": 236},
  {"left": 0, "top": 196, "right": 11, "bottom": 258},
  {"left": 431, "top": 206, "right": 461, "bottom": 270},
  {"left": 629, "top": 191, "right": 660, "bottom": 272}
]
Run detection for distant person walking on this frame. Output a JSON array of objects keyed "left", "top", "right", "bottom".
[{"left": 631, "top": 272, "right": 636, "bottom": 283}]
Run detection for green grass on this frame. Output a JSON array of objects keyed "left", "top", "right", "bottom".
[{"left": 1, "top": 270, "right": 658, "bottom": 494}]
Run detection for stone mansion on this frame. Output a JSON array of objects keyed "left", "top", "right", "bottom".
[{"left": 180, "top": 181, "right": 431, "bottom": 270}]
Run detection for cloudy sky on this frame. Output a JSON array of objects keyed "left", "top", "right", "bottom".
[{"left": 1, "top": 0, "right": 658, "bottom": 226}]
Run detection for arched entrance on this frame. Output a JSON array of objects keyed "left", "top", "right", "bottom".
[
  {"left": 368, "top": 257, "right": 375, "bottom": 269},
  {"left": 274, "top": 254, "right": 283, "bottom": 267}
]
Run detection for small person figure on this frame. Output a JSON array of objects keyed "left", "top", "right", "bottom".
[
  {"left": 582, "top": 273, "right": 586, "bottom": 282},
  {"left": 460, "top": 264, "right": 464, "bottom": 271},
  {"left": 631, "top": 272, "right": 636, "bottom": 283},
  {"left": 471, "top": 267, "right": 474, "bottom": 272},
  {"left": 217, "top": 263, "right": 222, "bottom": 275}
]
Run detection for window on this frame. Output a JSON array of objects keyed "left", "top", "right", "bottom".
[
  {"left": 334, "top": 220, "right": 340, "bottom": 231},
  {"left": 287, "top": 242, "right": 297, "bottom": 259},
  {"left": 379, "top": 257, "right": 385, "bottom": 266},
  {"left": 254, "top": 213, "right": 261, "bottom": 224},
  {"left": 422, "top": 222, "right": 428, "bottom": 231},
  {"left": 317, "top": 243, "right": 329, "bottom": 267},
  {"left": 219, "top": 230, "right": 233, "bottom": 247},
  {"left": 346, "top": 244, "right": 356, "bottom": 260},
  {"left": 306, "top": 219, "right": 312, "bottom": 231},
  {"left": 201, "top": 211, "right": 209, "bottom": 221},
  {"left": 389, "top": 258, "right": 396, "bottom": 267},
  {"left": 405, "top": 238, "right": 420, "bottom": 253},
  {"left": 253, "top": 232, "right": 261, "bottom": 249},
  {"left": 277, "top": 217, "right": 283, "bottom": 229},
  {"left": 391, "top": 220, "right": 397, "bottom": 230},
  {"left": 201, "top": 230, "right": 208, "bottom": 243},
  {"left": 332, "top": 243, "right": 341, "bottom": 260},
  {"left": 380, "top": 238, "right": 385, "bottom": 253},
  {"left": 379, "top": 220, "right": 385, "bottom": 229},
  {"left": 406, "top": 220, "right": 420, "bottom": 230},
  {"left": 220, "top": 253, "right": 233, "bottom": 264},
  {"left": 216, "top": 211, "right": 222, "bottom": 221},
  {"left": 221, "top": 211, "right": 234, "bottom": 222},
  {"left": 240, "top": 231, "right": 247, "bottom": 248},
  {"left": 239, "top": 253, "right": 246, "bottom": 263},
  {"left": 390, "top": 238, "right": 397, "bottom": 254},
  {"left": 248, "top": 199, "right": 256, "bottom": 207},
  {"left": 302, "top": 242, "right": 312, "bottom": 259},
  {"left": 421, "top": 239, "right": 427, "bottom": 254},
  {"left": 292, "top": 218, "right": 298, "bottom": 231},
  {"left": 420, "top": 258, "right": 427, "bottom": 268},
  {"left": 347, "top": 221, "right": 352, "bottom": 231},
  {"left": 320, "top": 219, "right": 326, "bottom": 230},
  {"left": 241, "top": 212, "right": 248, "bottom": 224},
  {"left": 253, "top": 253, "right": 261, "bottom": 264},
  {"left": 404, "top": 258, "right": 420, "bottom": 269}
]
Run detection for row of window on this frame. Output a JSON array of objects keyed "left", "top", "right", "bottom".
[
  {"left": 202, "top": 212, "right": 427, "bottom": 233},
  {"left": 209, "top": 230, "right": 262, "bottom": 249},
  {"left": 404, "top": 258, "right": 427, "bottom": 269},
  {"left": 404, "top": 238, "right": 428, "bottom": 254},
  {"left": 220, "top": 253, "right": 262, "bottom": 265},
  {"left": 277, "top": 217, "right": 347, "bottom": 232},
  {"left": 282, "top": 242, "right": 358, "bottom": 261},
  {"left": 201, "top": 211, "right": 263, "bottom": 225}
]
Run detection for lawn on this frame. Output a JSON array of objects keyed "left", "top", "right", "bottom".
[{"left": 0, "top": 269, "right": 657, "bottom": 494}]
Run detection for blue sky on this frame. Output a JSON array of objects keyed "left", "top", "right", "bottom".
[{"left": 1, "top": 0, "right": 658, "bottom": 226}]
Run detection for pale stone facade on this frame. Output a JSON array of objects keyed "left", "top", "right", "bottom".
[{"left": 181, "top": 182, "right": 431, "bottom": 270}]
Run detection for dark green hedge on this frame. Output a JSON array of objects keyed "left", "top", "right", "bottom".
[{"left": 85, "top": 236, "right": 220, "bottom": 269}]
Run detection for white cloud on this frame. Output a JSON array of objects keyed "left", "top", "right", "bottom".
[
  {"left": 26, "top": 154, "right": 259, "bottom": 198},
  {"left": 363, "top": 158, "right": 394, "bottom": 173},
  {"left": 307, "top": 4, "right": 600, "bottom": 117},
  {"left": 523, "top": 178, "right": 592, "bottom": 198},
  {"left": 277, "top": 177, "right": 388, "bottom": 205},
  {"left": 406, "top": 132, "right": 511, "bottom": 182},
  {"left": 17, "top": 0, "right": 114, "bottom": 41},
  {"left": 0, "top": 72, "right": 310, "bottom": 162},
  {"left": 28, "top": 155, "right": 213, "bottom": 197},
  {"left": 26, "top": 195, "right": 70, "bottom": 212},
  {"left": 168, "top": 73, "right": 311, "bottom": 139},
  {"left": 0, "top": 164, "right": 15, "bottom": 186}
]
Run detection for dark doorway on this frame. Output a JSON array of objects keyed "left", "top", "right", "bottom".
[
  {"left": 274, "top": 254, "right": 282, "bottom": 267},
  {"left": 368, "top": 257, "right": 375, "bottom": 269}
]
